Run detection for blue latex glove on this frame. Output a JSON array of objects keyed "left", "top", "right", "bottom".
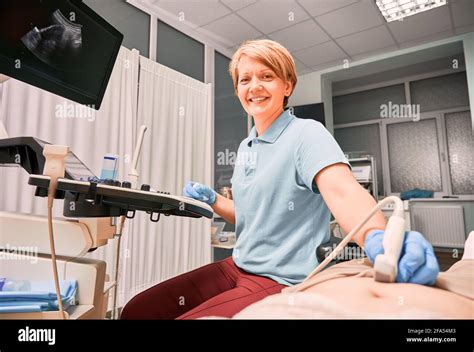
[
  {"left": 182, "top": 181, "right": 216, "bottom": 205},
  {"left": 364, "top": 230, "right": 439, "bottom": 285}
]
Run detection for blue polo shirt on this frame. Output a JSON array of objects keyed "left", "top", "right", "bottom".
[{"left": 231, "top": 109, "right": 350, "bottom": 286}]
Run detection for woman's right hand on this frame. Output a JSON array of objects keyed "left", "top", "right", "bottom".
[{"left": 183, "top": 181, "right": 217, "bottom": 205}]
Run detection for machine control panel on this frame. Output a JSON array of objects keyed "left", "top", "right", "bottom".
[{"left": 29, "top": 175, "right": 213, "bottom": 221}]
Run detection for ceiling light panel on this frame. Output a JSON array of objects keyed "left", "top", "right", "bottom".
[{"left": 375, "top": 0, "right": 447, "bottom": 22}]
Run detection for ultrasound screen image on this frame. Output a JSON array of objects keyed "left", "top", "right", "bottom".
[
  {"left": 21, "top": 9, "right": 83, "bottom": 69},
  {"left": 0, "top": 0, "right": 123, "bottom": 109}
]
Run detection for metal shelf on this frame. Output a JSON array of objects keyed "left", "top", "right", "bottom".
[{"left": 348, "top": 155, "right": 378, "bottom": 199}]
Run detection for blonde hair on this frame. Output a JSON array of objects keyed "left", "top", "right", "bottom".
[{"left": 228, "top": 39, "right": 297, "bottom": 108}]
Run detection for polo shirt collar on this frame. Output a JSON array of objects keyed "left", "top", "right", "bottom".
[{"left": 247, "top": 109, "right": 294, "bottom": 146}]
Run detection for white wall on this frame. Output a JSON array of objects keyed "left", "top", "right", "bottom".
[
  {"left": 289, "top": 71, "right": 322, "bottom": 106},
  {"left": 288, "top": 70, "right": 334, "bottom": 132}
]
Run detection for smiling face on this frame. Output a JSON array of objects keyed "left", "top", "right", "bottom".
[{"left": 236, "top": 55, "right": 293, "bottom": 122}]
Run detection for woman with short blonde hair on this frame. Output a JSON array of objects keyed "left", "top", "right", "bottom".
[
  {"left": 228, "top": 39, "right": 297, "bottom": 108},
  {"left": 122, "top": 39, "right": 438, "bottom": 320}
]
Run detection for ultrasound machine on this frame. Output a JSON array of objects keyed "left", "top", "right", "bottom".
[
  {"left": 0, "top": 1, "right": 212, "bottom": 319},
  {"left": 0, "top": 133, "right": 213, "bottom": 320}
]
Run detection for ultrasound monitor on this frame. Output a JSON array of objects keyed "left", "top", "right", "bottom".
[{"left": 0, "top": 0, "right": 123, "bottom": 109}]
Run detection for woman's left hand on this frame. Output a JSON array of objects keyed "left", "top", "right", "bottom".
[{"left": 365, "top": 230, "right": 440, "bottom": 285}]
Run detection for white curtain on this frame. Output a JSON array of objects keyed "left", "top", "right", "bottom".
[
  {"left": 0, "top": 46, "right": 139, "bottom": 308},
  {"left": 0, "top": 48, "right": 212, "bottom": 311},
  {"left": 119, "top": 56, "right": 212, "bottom": 306},
  {"left": 0, "top": 46, "right": 139, "bottom": 216}
]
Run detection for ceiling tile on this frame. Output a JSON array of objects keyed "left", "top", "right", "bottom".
[
  {"left": 398, "top": 29, "right": 455, "bottom": 50},
  {"left": 297, "top": 0, "right": 359, "bottom": 17},
  {"left": 236, "top": 0, "right": 309, "bottom": 33},
  {"left": 450, "top": 0, "right": 474, "bottom": 28},
  {"left": 155, "top": 0, "right": 232, "bottom": 27},
  {"left": 198, "top": 14, "right": 262, "bottom": 47},
  {"left": 294, "top": 57, "right": 309, "bottom": 74},
  {"left": 268, "top": 19, "right": 329, "bottom": 52},
  {"left": 315, "top": 1, "right": 384, "bottom": 38},
  {"left": 336, "top": 25, "right": 395, "bottom": 56},
  {"left": 388, "top": 6, "right": 452, "bottom": 43},
  {"left": 297, "top": 67, "right": 313, "bottom": 76},
  {"left": 310, "top": 59, "right": 346, "bottom": 72},
  {"left": 220, "top": 0, "right": 257, "bottom": 11},
  {"left": 351, "top": 45, "right": 398, "bottom": 62},
  {"left": 455, "top": 23, "right": 474, "bottom": 35},
  {"left": 293, "top": 41, "right": 347, "bottom": 67},
  {"left": 227, "top": 34, "right": 267, "bottom": 49}
]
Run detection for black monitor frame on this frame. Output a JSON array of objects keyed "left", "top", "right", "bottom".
[{"left": 0, "top": 0, "right": 123, "bottom": 109}]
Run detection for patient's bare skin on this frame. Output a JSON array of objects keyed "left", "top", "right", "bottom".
[
  {"left": 234, "top": 244, "right": 474, "bottom": 319},
  {"left": 302, "top": 277, "right": 473, "bottom": 318}
]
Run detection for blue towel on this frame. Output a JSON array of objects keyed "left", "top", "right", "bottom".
[
  {"left": 0, "top": 278, "right": 78, "bottom": 313},
  {"left": 400, "top": 188, "right": 434, "bottom": 200}
]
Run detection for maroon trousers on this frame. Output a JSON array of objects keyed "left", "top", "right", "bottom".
[{"left": 120, "top": 256, "right": 286, "bottom": 319}]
